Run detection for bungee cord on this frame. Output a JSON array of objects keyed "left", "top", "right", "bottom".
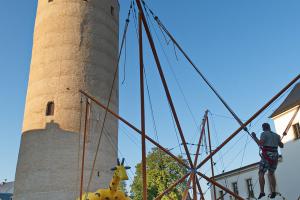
[
  {"left": 142, "top": 4, "right": 202, "bottom": 155},
  {"left": 83, "top": 5, "right": 133, "bottom": 196},
  {"left": 141, "top": 0, "right": 262, "bottom": 144},
  {"left": 77, "top": 1, "right": 300, "bottom": 199}
]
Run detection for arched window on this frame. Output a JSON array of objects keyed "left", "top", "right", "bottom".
[
  {"left": 110, "top": 6, "right": 115, "bottom": 16},
  {"left": 46, "top": 101, "right": 55, "bottom": 116}
]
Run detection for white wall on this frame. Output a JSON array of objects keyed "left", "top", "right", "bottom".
[
  {"left": 273, "top": 106, "right": 300, "bottom": 143},
  {"left": 211, "top": 166, "right": 273, "bottom": 200},
  {"left": 211, "top": 106, "right": 300, "bottom": 200},
  {"left": 273, "top": 107, "right": 300, "bottom": 200}
]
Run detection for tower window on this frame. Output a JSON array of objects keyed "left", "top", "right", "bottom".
[
  {"left": 110, "top": 6, "right": 115, "bottom": 16},
  {"left": 293, "top": 123, "right": 300, "bottom": 139},
  {"left": 46, "top": 102, "right": 55, "bottom": 116}
]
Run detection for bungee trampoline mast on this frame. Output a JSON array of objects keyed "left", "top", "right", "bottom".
[{"left": 78, "top": 0, "right": 300, "bottom": 199}]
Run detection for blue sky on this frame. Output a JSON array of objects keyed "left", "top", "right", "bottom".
[{"left": 0, "top": 0, "right": 299, "bottom": 196}]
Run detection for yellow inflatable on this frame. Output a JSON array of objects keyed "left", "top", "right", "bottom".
[{"left": 78, "top": 159, "right": 131, "bottom": 200}]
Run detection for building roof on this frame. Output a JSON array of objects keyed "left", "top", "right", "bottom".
[
  {"left": 213, "top": 162, "right": 259, "bottom": 180},
  {"left": 0, "top": 193, "right": 13, "bottom": 200},
  {"left": 0, "top": 182, "right": 14, "bottom": 194},
  {"left": 270, "top": 82, "right": 300, "bottom": 118}
]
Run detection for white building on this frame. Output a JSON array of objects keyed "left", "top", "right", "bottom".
[
  {"left": 0, "top": 181, "right": 14, "bottom": 200},
  {"left": 211, "top": 82, "right": 300, "bottom": 200}
]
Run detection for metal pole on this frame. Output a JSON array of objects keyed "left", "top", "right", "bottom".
[
  {"left": 79, "top": 90, "right": 190, "bottom": 169},
  {"left": 154, "top": 173, "right": 191, "bottom": 200},
  {"left": 207, "top": 117, "right": 217, "bottom": 200},
  {"left": 155, "top": 18, "right": 245, "bottom": 128},
  {"left": 197, "top": 172, "right": 243, "bottom": 200},
  {"left": 182, "top": 175, "right": 192, "bottom": 200},
  {"left": 195, "top": 177, "right": 205, "bottom": 200},
  {"left": 80, "top": 99, "right": 90, "bottom": 200},
  {"left": 191, "top": 111, "right": 208, "bottom": 200},
  {"left": 197, "top": 74, "right": 300, "bottom": 169},
  {"left": 192, "top": 173, "right": 197, "bottom": 200},
  {"left": 134, "top": 0, "right": 194, "bottom": 167},
  {"left": 282, "top": 106, "right": 300, "bottom": 140},
  {"left": 194, "top": 111, "right": 208, "bottom": 166},
  {"left": 139, "top": 12, "right": 147, "bottom": 200}
]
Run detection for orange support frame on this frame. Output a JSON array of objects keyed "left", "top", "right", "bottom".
[{"left": 79, "top": 1, "right": 300, "bottom": 197}]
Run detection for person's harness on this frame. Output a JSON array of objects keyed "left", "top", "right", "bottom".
[{"left": 260, "top": 146, "right": 278, "bottom": 165}]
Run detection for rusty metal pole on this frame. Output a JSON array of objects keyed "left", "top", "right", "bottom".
[
  {"left": 139, "top": 12, "right": 147, "bottom": 200},
  {"left": 182, "top": 175, "right": 192, "bottom": 200},
  {"left": 134, "top": 0, "right": 194, "bottom": 167},
  {"left": 197, "top": 172, "right": 243, "bottom": 200},
  {"left": 192, "top": 173, "right": 197, "bottom": 200},
  {"left": 191, "top": 111, "right": 208, "bottom": 200},
  {"left": 197, "top": 74, "right": 300, "bottom": 169},
  {"left": 195, "top": 178, "right": 205, "bottom": 200},
  {"left": 154, "top": 173, "right": 191, "bottom": 200},
  {"left": 207, "top": 117, "right": 217, "bottom": 200},
  {"left": 194, "top": 111, "right": 208, "bottom": 166},
  {"left": 80, "top": 99, "right": 90, "bottom": 200},
  {"left": 79, "top": 90, "right": 190, "bottom": 169},
  {"left": 282, "top": 105, "right": 300, "bottom": 140}
]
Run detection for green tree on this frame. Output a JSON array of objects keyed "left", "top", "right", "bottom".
[
  {"left": 118, "top": 181, "right": 128, "bottom": 195},
  {"left": 130, "top": 148, "right": 188, "bottom": 200}
]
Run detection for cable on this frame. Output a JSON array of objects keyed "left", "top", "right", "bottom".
[
  {"left": 76, "top": 96, "right": 84, "bottom": 197},
  {"left": 169, "top": 103, "right": 184, "bottom": 157},
  {"left": 121, "top": 33, "right": 127, "bottom": 85},
  {"left": 144, "top": 68, "right": 160, "bottom": 143},
  {"left": 142, "top": 1, "right": 265, "bottom": 147},
  {"left": 120, "top": 125, "right": 141, "bottom": 149},
  {"left": 84, "top": 5, "right": 132, "bottom": 195},
  {"left": 142, "top": 3, "right": 201, "bottom": 154},
  {"left": 89, "top": 104, "right": 136, "bottom": 182}
]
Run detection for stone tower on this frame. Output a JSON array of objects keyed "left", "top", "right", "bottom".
[{"left": 14, "top": 0, "right": 119, "bottom": 199}]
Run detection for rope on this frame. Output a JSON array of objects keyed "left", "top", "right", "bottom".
[
  {"left": 121, "top": 32, "right": 127, "bottom": 85},
  {"left": 131, "top": 0, "right": 139, "bottom": 39},
  {"left": 84, "top": 6, "right": 132, "bottom": 195},
  {"left": 76, "top": 96, "right": 84, "bottom": 197},
  {"left": 142, "top": 3, "right": 200, "bottom": 155},
  {"left": 209, "top": 113, "right": 231, "bottom": 184},
  {"left": 141, "top": 1, "right": 263, "bottom": 148},
  {"left": 140, "top": 4, "right": 185, "bottom": 157},
  {"left": 144, "top": 67, "right": 160, "bottom": 143},
  {"left": 204, "top": 86, "right": 292, "bottom": 175},
  {"left": 247, "top": 87, "right": 292, "bottom": 132},
  {"left": 207, "top": 87, "right": 290, "bottom": 199},
  {"left": 89, "top": 104, "right": 135, "bottom": 182},
  {"left": 119, "top": 125, "right": 141, "bottom": 149},
  {"left": 95, "top": 106, "right": 135, "bottom": 182},
  {"left": 168, "top": 103, "right": 184, "bottom": 157},
  {"left": 211, "top": 112, "right": 245, "bottom": 121}
]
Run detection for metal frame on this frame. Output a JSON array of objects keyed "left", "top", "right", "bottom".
[
  {"left": 139, "top": 12, "right": 148, "bottom": 200},
  {"left": 79, "top": 72, "right": 299, "bottom": 200},
  {"left": 77, "top": 0, "right": 300, "bottom": 198},
  {"left": 80, "top": 99, "right": 90, "bottom": 200}
]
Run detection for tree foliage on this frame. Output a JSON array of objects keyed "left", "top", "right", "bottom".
[
  {"left": 118, "top": 181, "right": 128, "bottom": 195},
  {"left": 130, "top": 148, "right": 188, "bottom": 200}
]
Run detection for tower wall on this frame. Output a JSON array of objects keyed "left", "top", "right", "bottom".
[{"left": 14, "top": 0, "right": 119, "bottom": 199}]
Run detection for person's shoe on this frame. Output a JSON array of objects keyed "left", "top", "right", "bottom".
[
  {"left": 258, "top": 193, "right": 265, "bottom": 199},
  {"left": 269, "top": 192, "right": 277, "bottom": 199}
]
